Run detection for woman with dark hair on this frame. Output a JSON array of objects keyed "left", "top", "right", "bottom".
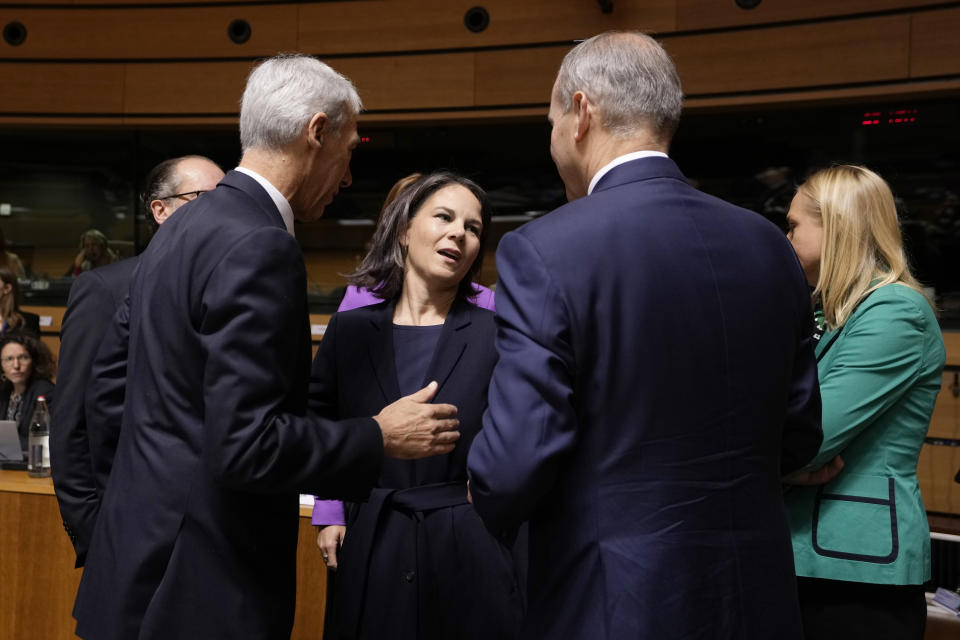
[
  {"left": 0, "top": 332, "right": 55, "bottom": 451},
  {"left": 334, "top": 172, "right": 496, "bottom": 313},
  {"left": 0, "top": 267, "right": 39, "bottom": 337},
  {"left": 311, "top": 172, "right": 521, "bottom": 640}
]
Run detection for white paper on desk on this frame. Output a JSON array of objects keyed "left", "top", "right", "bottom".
[
  {"left": 299, "top": 494, "right": 315, "bottom": 508},
  {"left": 0, "top": 420, "right": 22, "bottom": 460}
]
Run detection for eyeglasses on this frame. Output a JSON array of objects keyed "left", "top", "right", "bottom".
[
  {"left": 158, "top": 190, "right": 208, "bottom": 202},
  {"left": 2, "top": 354, "right": 31, "bottom": 365}
]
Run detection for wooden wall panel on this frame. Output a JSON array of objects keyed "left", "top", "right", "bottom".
[
  {"left": 911, "top": 7, "right": 960, "bottom": 79},
  {"left": 928, "top": 372, "right": 960, "bottom": 440},
  {"left": 944, "top": 332, "right": 960, "bottom": 366},
  {"left": 0, "top": 6, "right": 297, "bottom": 60},
  {"left": 302, "top": 249, "right": 362, "bottom": 288},
  {"left": 298, "top": 0, "right": 674, "bottom": 56},
  {"left": 474, "top": 46, "right": 566, "bottom": 107},
  {"left": 919, "top": 444, "right": 960, "bottom": 515},
  {"left": 0, "top": 2, "right": 958, "bottom": 126},
  {"left": 666, "top": 15, "right": 910, "bottom": 95},
  {"left": 123, "top": 61, "right": 251, "bottom": 114},
  {"left": 0, "top": 0, "right": 673, "bottom": 61},
  {"left": 334, "top": 52, "right": 476, "bottom": 111},
  {"left": 0, "top": 63, "right": 124, "bottom": 113},
  {"left": 676, "top": 0, "right": 942, "bottom": 31}
]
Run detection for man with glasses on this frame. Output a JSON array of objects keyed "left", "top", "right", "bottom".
[
  {"left": 51, "top": 155, "right": 224, "bottom": 568},
  {"left": 142, "top": 154, "right": 225, "bottom": 234}
]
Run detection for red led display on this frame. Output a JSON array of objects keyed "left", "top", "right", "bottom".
[{"left": 861, "top": 108, "right": 917, "bottom": 126}]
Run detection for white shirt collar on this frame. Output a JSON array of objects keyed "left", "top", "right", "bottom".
[
  {"left": 587, "top": 150, "right": 669, "bottom": 195},
  {"left": 234, "top": 166, "right": 295, "bottom": 237}
]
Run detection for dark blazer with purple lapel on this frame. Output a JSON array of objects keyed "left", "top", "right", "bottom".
[
  {"left": 51, "top": 257, "right": 137, "bottom": 567},
  {"left": 468, "top": 156, "right": 822, "bottom": 639},
  {"left": 72, "top": 170, "right": 384, "bottom": 640},
  {"left": 310, "top": 299, "right": 522, "bottom": 640}
]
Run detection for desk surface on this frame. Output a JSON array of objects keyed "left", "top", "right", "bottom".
[
  {"left": 0, "top": 469, "right": 314, "bottom": 517},
  {"left": 0, "top": 469, "right": 55, "bottom": 495}
]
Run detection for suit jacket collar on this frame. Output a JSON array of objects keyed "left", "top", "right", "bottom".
[
  {"left": 366, "top": 297, "right": 474, "bottom": 403},
  {"left": 220, "top": 170, "right": 288, "bottom": 232},
  {"left": 592, "top": 155, "right": 687, "bottom": 194}
]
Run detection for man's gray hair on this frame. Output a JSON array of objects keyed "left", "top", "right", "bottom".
[
  {"left": 553, "top": 31, "right": 683, "bottom": 141},
  {"left": 240, "top": 54, "right": 363, "bottom": 153}
]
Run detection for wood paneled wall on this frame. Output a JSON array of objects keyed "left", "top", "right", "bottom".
[{"left": 1, "top": 0, "right": 959, "bottom": 124}]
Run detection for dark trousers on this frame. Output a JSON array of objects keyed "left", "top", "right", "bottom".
[{"left": 797, "top": 576, "right": 927, "bottom": 640}]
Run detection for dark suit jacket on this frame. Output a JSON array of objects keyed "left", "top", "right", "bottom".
[
  {"left": 0, "top": 377, "right": 54, "bottom": 450},
  {"left": 51, "top": 258, "right": 137, "bottom": 566},
  {"left": 310, "top": 299, "right": 496, "bottom": 486},
  {"left": 468, "top": 157, "right": 822, "bottom": 639},
  {"left": 72, "top": 170, "right": 384, "bottom": 640},
  {"left": 310, "top": 300, "right": 521, "bottom": 640}
]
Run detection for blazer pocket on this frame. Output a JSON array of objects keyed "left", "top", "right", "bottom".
[{"left": 811, "top": 475, "right": 898, "bottom": 564}]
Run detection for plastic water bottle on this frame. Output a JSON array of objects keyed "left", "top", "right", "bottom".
[{"left": 27, "top": 395, "right": 50, "bottom": 478}]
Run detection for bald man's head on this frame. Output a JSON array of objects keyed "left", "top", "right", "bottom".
[{"left": 142, "top": 156, "right": 225, "bottom": 233}]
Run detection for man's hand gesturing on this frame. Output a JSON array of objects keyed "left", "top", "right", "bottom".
[{"left": 374, "top": 381, "right": 460, "bottom": 459}]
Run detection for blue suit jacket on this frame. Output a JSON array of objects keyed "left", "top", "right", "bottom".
[
  {"left": 72, "top": 171, "right": 384, "bottom": 640},
  {"left": 468, "top": 157, "right": 822, "bottom": 639},
  {"left": 51, "top": 257, "right": 137, "bottom": 567}
]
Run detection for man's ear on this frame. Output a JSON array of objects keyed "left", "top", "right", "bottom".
[
  {"left": 572, "top": 91, "right": 592, "bottom": 142},
  {"left": 150, "top": 199, "right": 168, "bottom": 226},
  {"left": 307, "top": 112, "right": 329, "bottom": 149}
]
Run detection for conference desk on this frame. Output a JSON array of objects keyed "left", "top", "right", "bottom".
[
  {"left": 3, "top": 470, "right": 959, "bottom": 640},
  {"left": 0, "top": 470, "right": 327, "bottom": 640}
]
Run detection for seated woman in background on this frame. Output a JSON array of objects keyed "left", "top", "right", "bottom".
[
  {"left": 784, "top": 165, "right": 945, "bottom": 640},
  {"left": 70, "top": 229, "right": 118, "bottom": 276},
  {"left": 0, "top": 267, "right": 39, "bottom": 337},
  {"left": 311, "top": 172, "right": 522, "bottom": 640},
  {"left": 0, "top": 227, "right": 26, "bottom": 280},
  {"left": 0, "top": 332, "right": 55, "bottom": 452}
]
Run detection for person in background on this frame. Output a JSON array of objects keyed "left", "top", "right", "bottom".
[
  {"left": 311, "top": 172, "right": 522, "bottom": 640},
  {"left": 312, "top": 171, "right": 496, "bottom": 531},
  {"left": 70, "top": 229, "right": 118, "bottom": 276},
  {"left": 467, "top": 31, "right": 822, "bottom": 639},
  {"left": 0, "top": 332, "right": 55, "bottom": 452},
  {"left": 142, "top": 155, "right": 225, "bottom": 236},
  {"left": 0, "top": 267, "right": 39, "bottom": 337},
  {"left": 51, "top": 155, "right": 224, "bottom": 568},
  {"left": 784, "top": 164, "right": 945, "bottom": 640},
  {"left": 0, "top": 226, "right": 27, "bottom": 280}
]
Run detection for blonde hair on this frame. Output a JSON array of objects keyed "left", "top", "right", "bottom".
[{"left": 798, "top": 164, "right": 932, "bottom": 329}]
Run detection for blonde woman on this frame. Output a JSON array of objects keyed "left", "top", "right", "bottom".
[{"left": 784, "top": 165, "right": 945, "bottom": 639}]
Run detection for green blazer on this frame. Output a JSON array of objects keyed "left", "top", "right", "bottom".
[{"left": 786, "top": 283, "right": 945, "bottom": 585}]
